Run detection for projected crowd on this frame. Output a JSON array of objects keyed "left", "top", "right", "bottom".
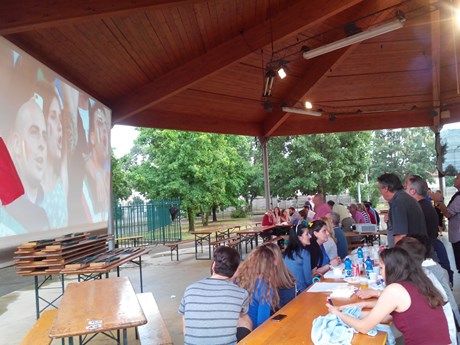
[{"left": 0, "top": 39, "right": 111, "bottom": 237}]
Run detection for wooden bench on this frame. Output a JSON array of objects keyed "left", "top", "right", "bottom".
[
  {"left": 115, "top": 235, "right": 144, "bottom": 247},
  {"left": 21, "top": 309, "right": 58, "bottom": 345},
  {"left": 137, "top": 292, "right": 173, "bottom": 345},
  {"left": 164, "top": 239, "right": 194, "bottom": 261},
  {"left": 263, "top": 235, "right": 283, "bottom": 245}
]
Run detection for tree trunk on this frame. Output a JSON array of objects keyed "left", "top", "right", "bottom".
[
  {"left": 187, "top": 208, "right": 195, "bottom": 232},
  {"left": 212, "top": 206, "right": 218, "bottom": 222},
  {"left": 200, "top": 207, "right": 209, "bottom": 226}
]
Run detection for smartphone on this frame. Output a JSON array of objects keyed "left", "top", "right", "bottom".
[{"left": 271, "top": 314, "right": 287, "bottom": 322}]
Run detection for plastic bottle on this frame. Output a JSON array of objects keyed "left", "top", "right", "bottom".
[
  {"left": 363, "top": 243, "right": 368, "bottom": 257},
  {"left": 357, "top": 247, "right": 363, "bottom": 259},
  {"left": 344, "top": 257, "right": 352, "bottom": 278},
  {"left": 365, "top": 256, "right": 373, "bottom": 279}
]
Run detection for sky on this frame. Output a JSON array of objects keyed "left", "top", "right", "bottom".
[{"left": 111, "top": 125, "right": 139, "bottom": 158}]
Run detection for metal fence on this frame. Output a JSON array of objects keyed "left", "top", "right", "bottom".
[{"left": 113, "top": 198, "right": 181, "bottom": 245}]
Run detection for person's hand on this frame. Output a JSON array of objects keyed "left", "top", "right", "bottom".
[
  {"left": 326, "top": 303, "right": 341, "bottom": 315},
  {"left": 428, "top": 191, "right": 443, "bottom": 203},
  {"left": 355, "top": 289, "right": 379, "bottom": 299},
  {"left": 330, "top": 257, "right": 341, "bottom": 266}
]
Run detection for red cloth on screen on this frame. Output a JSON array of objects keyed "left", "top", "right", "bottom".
[{"left": 0, "top": 137, "right": 24, "bottom": 205}]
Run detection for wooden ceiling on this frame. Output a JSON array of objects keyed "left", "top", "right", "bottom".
[{"left": 2, "top": 0, "right": 460, "bottom": 136}]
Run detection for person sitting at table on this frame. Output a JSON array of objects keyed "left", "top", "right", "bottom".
[
  {"left": 264, "top": 243, "right": 296, "bottom": 311},
  {"left": 280, "top": 208, "right": 291, "bottom": 223},
  {"left": 179, "top": 246, "right": 252, "bottom": 344},
  {"left": 261, "top": 209, "right": 275, "bottom": 226},
  {"left": 273, "top": 206, "right": 281, "bottom": 224},
  {"left": 309, "top": 220, "right": 341, "bottom": 276},
  {"left": 283, "top": 221, "right": 313, "bottom": 293},
  {"left": 234, "top": 245, "right": 282, "bottom": 329},
  {"left": 326, "top": 247, "right": 450, "bottom": 345},
  {"left": 289, "top": 207, "right": 302, "bottom": 226},
  {"left": 355, "top": 236, "right": 458, "bottom": 345},
  {"left": 319, "top": 216, "right": 338, "bottom": 260},
  {"left": 330, "top": 212, "right": 348, "bottom": 259},
  {"left": 349, "top": 203, "right": 366, "bottom": 224}
]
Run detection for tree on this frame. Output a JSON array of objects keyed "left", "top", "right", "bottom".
[
  {"left": 129, "top": 129, "right": 251, "bottom": 231},
  {"left": 369, "top": 127, "right": 436, "bottom": 182},
  {"left": 111, "top": 151, "right": 131, "bottom": 202},
  {"left": 265, "top": 132, "right": 372, "bottom": 198}
]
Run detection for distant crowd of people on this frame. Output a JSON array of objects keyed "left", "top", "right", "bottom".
[{"left": 178, "top": 172, "right": 460, "bottom": 345}]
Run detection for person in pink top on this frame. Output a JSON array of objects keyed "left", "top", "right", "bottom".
[
  {"left": 313, "top": 193, "right": 331, "bottom": 220},
  {"left": 349, "top": 203, "right": 366, "bottom": 224}
]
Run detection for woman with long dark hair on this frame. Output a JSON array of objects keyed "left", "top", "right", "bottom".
[
  {"left": 327, "top": 247, "right": 450, "bottom": 345},
  {"left": 309, "top": 220, "right": 341, "bottom": 276},
  {"left": 283, "top": 221, "right": 313, "bottom": 293}
]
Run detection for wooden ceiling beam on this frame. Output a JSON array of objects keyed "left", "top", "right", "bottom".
[
  {"left": 0, "top": 0, "right": 202, "bottom": 35},
  {"left": 262, "top": 47, "right": 356, "bottom": 136},
  {"left": 119, "top": 109, "right": 261, "bottom": 136},
  {"left": 272, "top": 110, "right": 433, "bottom": 136},
  {"left": 111, "top": 0, "right": 364, "bottom": 124}
]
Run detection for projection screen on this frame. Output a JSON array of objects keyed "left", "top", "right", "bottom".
[{"left": 0, "top": 37, "right": 111, "bottom": 265}]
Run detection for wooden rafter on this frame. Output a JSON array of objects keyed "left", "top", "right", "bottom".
[
  {"left": 0, "top": 0, "right": 201, "bottom": 35},
  {"left": 111, "top": 0, "right": 364, "bottom": 124}
]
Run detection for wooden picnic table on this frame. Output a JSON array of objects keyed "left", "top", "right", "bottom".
[
  {"left": 238, "top": 278, "right": 387, "bottom": 345},
  {"left": 190, "top": 226, "right": 241, "bottom": 259},
  {"left": 49, "top": 277, "right": 147, "bottom": 345},
  {"left": 345, "top": 231, "right": 386, "bottom": 251}
]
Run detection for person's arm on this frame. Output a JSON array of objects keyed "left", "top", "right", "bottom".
[
  {"left": 302, "top": 250, "right": 313, "bottom": 287},
  {"left": 356, "top": 289, "right": 381, "bottom": 299},
  {"left": 182, "top": 316, "right": 186, "bottom": 335},
  {"left": 327, "top": 284, "right": 401, "bottom": 334}
]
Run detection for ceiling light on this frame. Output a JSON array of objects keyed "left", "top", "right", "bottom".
[
  {"left": 303, "top": 16, "right": 406, "bottom": 59},
  {"left": 278, "top": 67, "right": 287, "bottom": 79},
  {"left": 305, "top": 101, "right": 313, "bottom": 109},
  {"left": 282, "top": 107, "right": 322, "bottom": 117},
  {"left": 263, "top": 70, "right": 276, "bottom": 97}
]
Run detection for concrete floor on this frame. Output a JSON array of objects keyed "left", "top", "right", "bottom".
[
  {"left": 1, "top": 233, "right": 460, "bottom": 345},
  {"left": 0, "top": 242, "right": 209, "bottom": 345}
]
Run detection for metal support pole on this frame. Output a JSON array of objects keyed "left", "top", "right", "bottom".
[{"left": 258, "top": 136, "right": 271, "bottom": 211}]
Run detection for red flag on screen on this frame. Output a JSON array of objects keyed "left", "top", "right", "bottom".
[{"left": 0, "top": 137, "right": 24, "bottom": 205}]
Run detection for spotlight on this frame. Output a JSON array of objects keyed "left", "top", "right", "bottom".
[
  {"left": 278, "top": 67, "right": 287, "bottom": 79},
  {"left": 305, "top": 101, "right": 313, "bottom": 109}
]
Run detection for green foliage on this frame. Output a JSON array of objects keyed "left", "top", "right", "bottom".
[
  {"left": 111, "top": 151, "right": 131, "bottom": 202},
  {"left": 264, "top": 132, "right": 372, "bottom": 197},
  {"left": 230, "top": 207, "right": 248, "bottom": 218},
  {"left": 369, "top": 127, "right": 436, "bottom": 182},
  {"left": 128, "top": 129, "right": 252, "bottom": 230}
]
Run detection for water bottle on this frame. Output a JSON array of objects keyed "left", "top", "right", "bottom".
[
  {"left": 365, "top": 256, "right": 373, "bottom": 279},
  {"left": 363, "top": 243, "right": 368, "bottom": 257},
  {"left": 344, "top": 257, "right": 352, "bottom": 278},
  {"left": 357, "top": 247, "right": 363, "bottom": 259}
]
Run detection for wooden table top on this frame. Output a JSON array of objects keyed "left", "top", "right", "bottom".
[
  {"left": 49, "top": 277, "right": 147, "bottom": 339},
  {"left": 238, "top": 282, "right": 386, "bottom": 345}
]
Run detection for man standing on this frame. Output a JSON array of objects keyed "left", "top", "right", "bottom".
[
  {"left": 406, "top": 175, "right": 453, "bottom": 284},
  {"left": 179, "top": 246, "right": 251, "bottom": 344},
  {"left": 313, "top": 193, "right": 331, "bottom": 220},
  {"left": 377, "top": 173, "right": 427, "bottom": 247},
  {"left": 431, "top": 173, "right": 460, "bottom": 273}
]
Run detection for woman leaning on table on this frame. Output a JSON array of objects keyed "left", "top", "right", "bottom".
[
  {"left": 283, "top": 221, "right": 313, "bottom": 293},
  {"left": 309, "top": 220, "right": 341, "bottom": 276},
  {"left": 326, "top": 247, "right": 451, "bottom": 345}
]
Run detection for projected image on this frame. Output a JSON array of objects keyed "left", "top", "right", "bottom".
[{"left": 0, "top": 38, "right": 111, "bottom": 237}]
